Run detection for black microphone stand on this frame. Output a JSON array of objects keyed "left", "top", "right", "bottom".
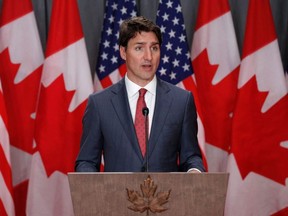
[{"left": 142, "top": 107, "right": 149, "bottom": 172}]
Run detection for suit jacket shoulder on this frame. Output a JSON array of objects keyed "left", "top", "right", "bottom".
[
  {"left": 156, "top": 77, "right": 194, "bottom": 103},
  {"left": 89, "top": 78, "right": 126, "bottom": 101}
]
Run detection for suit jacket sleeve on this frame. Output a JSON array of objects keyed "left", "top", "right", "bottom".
[
  {"left": 75, "top": 94, "right": 102, "bottom": 172},
  {"left": 179, "top": 92, "right": 205, "bottom": 172}
]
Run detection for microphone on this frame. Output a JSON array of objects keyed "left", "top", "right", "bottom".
[
  {"left": 142, "top": 107, "right": 149, "bottom": 116},
  {"left": 142, "top": 107, "right": 149, "bottom": 172}
]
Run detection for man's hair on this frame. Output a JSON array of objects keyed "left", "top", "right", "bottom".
[{"left": 119, "top": 16, "right": 162, "bottom": 47}]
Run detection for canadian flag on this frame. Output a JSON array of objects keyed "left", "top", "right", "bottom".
[
  {"left": 26, "top": 0, "right": 93, "bottom": 215},
  {"left": 0, "top": 0, "right": 43, "bottom": 214},
  {"left": 191, "top": 0, "right": 240, "bottom": 171},
  {"left": 0, "top": 82, "right": 15, "bottom": 216},
  {"left": 226, "top": 0, "right": 288, "bottom": 215}
]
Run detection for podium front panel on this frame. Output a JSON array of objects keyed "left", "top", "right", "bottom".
[{"left": 68, "top": 172, "right": 229, "bottom": 216}]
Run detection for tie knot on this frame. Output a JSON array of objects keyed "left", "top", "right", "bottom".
[{"left": 139, "top": 88, "right": 147, "bottom": 97}]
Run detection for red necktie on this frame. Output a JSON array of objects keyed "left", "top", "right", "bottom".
[{"left": 135, "top": 88, "right": 147, "bottom": 157}]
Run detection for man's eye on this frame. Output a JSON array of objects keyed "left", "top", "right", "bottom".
[
  {"left": 135, "top": 47, "right": 142, "bottom": 51},
  {"left": 152, "top": 46, "right": 159, "bottom": 51}
]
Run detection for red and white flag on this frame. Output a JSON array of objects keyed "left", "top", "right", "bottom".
[
  {"left": 226, "top": 0, "right": 288, "bottom": 215},
  {"left": 26, "top": 0, "right": 93, "bottom": 215},
  {"left": 0, "top": 0, "right": 43, "bottom": 214},
  {"left": 191, "top": 0, "right": 240, "bottom": 171},
  {"left": 0, "top": 82, "right": 15, "bottom": 216}
]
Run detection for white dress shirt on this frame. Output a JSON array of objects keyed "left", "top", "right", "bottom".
[{"left": 125, "top": 75, "right": 156, "bottom": 136}]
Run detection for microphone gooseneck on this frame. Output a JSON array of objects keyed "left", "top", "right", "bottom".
[{"left": 142, "top": 107, "right": 149, "bottom": 172}]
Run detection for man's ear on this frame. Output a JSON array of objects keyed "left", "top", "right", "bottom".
[{"left": 119, "top": 46, "right": 126, "bottom": 60}]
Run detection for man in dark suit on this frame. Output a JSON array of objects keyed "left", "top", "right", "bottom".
[{"left": 75, "top": 16, "right": 205, "bottom": 173}]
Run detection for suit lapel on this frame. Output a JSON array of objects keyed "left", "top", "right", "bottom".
[
  {"left": 110, "top": 79, "right": 144, "bottom": 161},
  {"left": 148, "top": 78, "right": 173, "bottom": 158}
]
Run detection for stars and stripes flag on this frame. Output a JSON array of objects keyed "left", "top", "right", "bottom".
[
  {"left": 156, "top": 0, "right": 207, "bottom": 165},
  {"left": 94, "top": 0, "right": 137, "bottom": 91},
  {"left": 0, "top": 0, "right": 44, "bottom": 214},
  {"left": 26, "top": 0, "right": 93, "bottom": 215},
  {"left": 225, "top": 0, "right": 288, "bottom": 215},
  {"left": 0, "top": 82, "right": 15, "bottom": 216},
  {"left": 191, "top": 0, "right": 240, "bottom": 172}
]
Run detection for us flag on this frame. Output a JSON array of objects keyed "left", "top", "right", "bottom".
[
  {"left": 156, "top": 0, "right": 207, "bottom": 164},
  {"left": 156, "top": 0, "right": 193, "bottom": 84},
  {"left": 94, "top": 0, "right": 137, "bottom": 90}
]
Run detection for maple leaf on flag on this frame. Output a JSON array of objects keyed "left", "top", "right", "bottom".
[
  {"left": 193, "top": 49, "right": 239, "bottom": 152},
  {"left": 232, "top": 76, "right": 288, "bottom": 185},
  {"left": 0, "top": 49, "right": 42, "bottom": 154},
  {"left": 35, "top": 74, "right": 87, "bottom": 176}
]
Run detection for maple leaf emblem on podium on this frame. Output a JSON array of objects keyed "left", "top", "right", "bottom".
[{"left": 126, "top": 175, "right": 171, "bottom": 215}]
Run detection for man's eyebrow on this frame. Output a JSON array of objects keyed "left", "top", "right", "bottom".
[{"left": 134, "top": 42, "right": 160, "bottom": 45}]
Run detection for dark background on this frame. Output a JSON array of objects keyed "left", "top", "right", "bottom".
[{"left": 1, "top": 0, "right": 288, "bottom": 78}]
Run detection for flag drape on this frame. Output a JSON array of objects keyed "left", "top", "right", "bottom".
[
  {"left": 191, "top": 0, "right": 240, "bottom": 172},
  {"left": 94, "top": 0, "right": 137, "bottom": 91},
  {"left": 26, "top": 0, "right": 93, "bottom": 215},
  {"left": 225, "top": 0, "right": 288, "bottom": 215},
  {"left": 0, "top": 0, "right": 44, "bottom": 214}
]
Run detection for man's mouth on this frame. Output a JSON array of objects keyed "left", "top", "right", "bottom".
[{"left": 142, "top": 64, "right": 152, "bottom": 69}]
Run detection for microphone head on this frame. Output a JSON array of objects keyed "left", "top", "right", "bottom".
[{"left": 142, "top": 107, "right": 149, "bottom": 116}]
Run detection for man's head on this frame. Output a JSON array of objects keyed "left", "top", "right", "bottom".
[
  {"left": 119, "top": 16, "right": 162, "bottom": 49},
  {"left": 119, "top": 16, "right": 162, "bottom": 87}
]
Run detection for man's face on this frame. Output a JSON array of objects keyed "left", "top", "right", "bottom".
[{"left": 120, "top": 31, "right": 160, "bottom": 87}]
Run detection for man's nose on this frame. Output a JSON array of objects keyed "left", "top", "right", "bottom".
[{"left": 144, "top": 49, "right": 152, "bottom": 61}]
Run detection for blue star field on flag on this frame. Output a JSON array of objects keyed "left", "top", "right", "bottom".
[
  {"left": 96, "top": 0, "right": 137, "bottom": 81},
  {"left": 156, "top": 0, "right": 194, "bottom": 85}
]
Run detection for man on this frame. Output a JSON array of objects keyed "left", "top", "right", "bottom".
[{"left": 75, "top": 16, "right": 205, "bottom": 173}]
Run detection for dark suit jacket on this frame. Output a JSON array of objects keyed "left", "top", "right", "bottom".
[{"left": 75, "top": 77, "right": 205, "bottom": 172}]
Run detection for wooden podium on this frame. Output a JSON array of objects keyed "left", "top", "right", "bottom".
[{"left": 68, "top": 172, "right": 229, "bottom": 216}]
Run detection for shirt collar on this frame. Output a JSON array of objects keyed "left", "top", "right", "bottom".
[{"left": 125, "top": 75, "right": 157, "bottom": 98}]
